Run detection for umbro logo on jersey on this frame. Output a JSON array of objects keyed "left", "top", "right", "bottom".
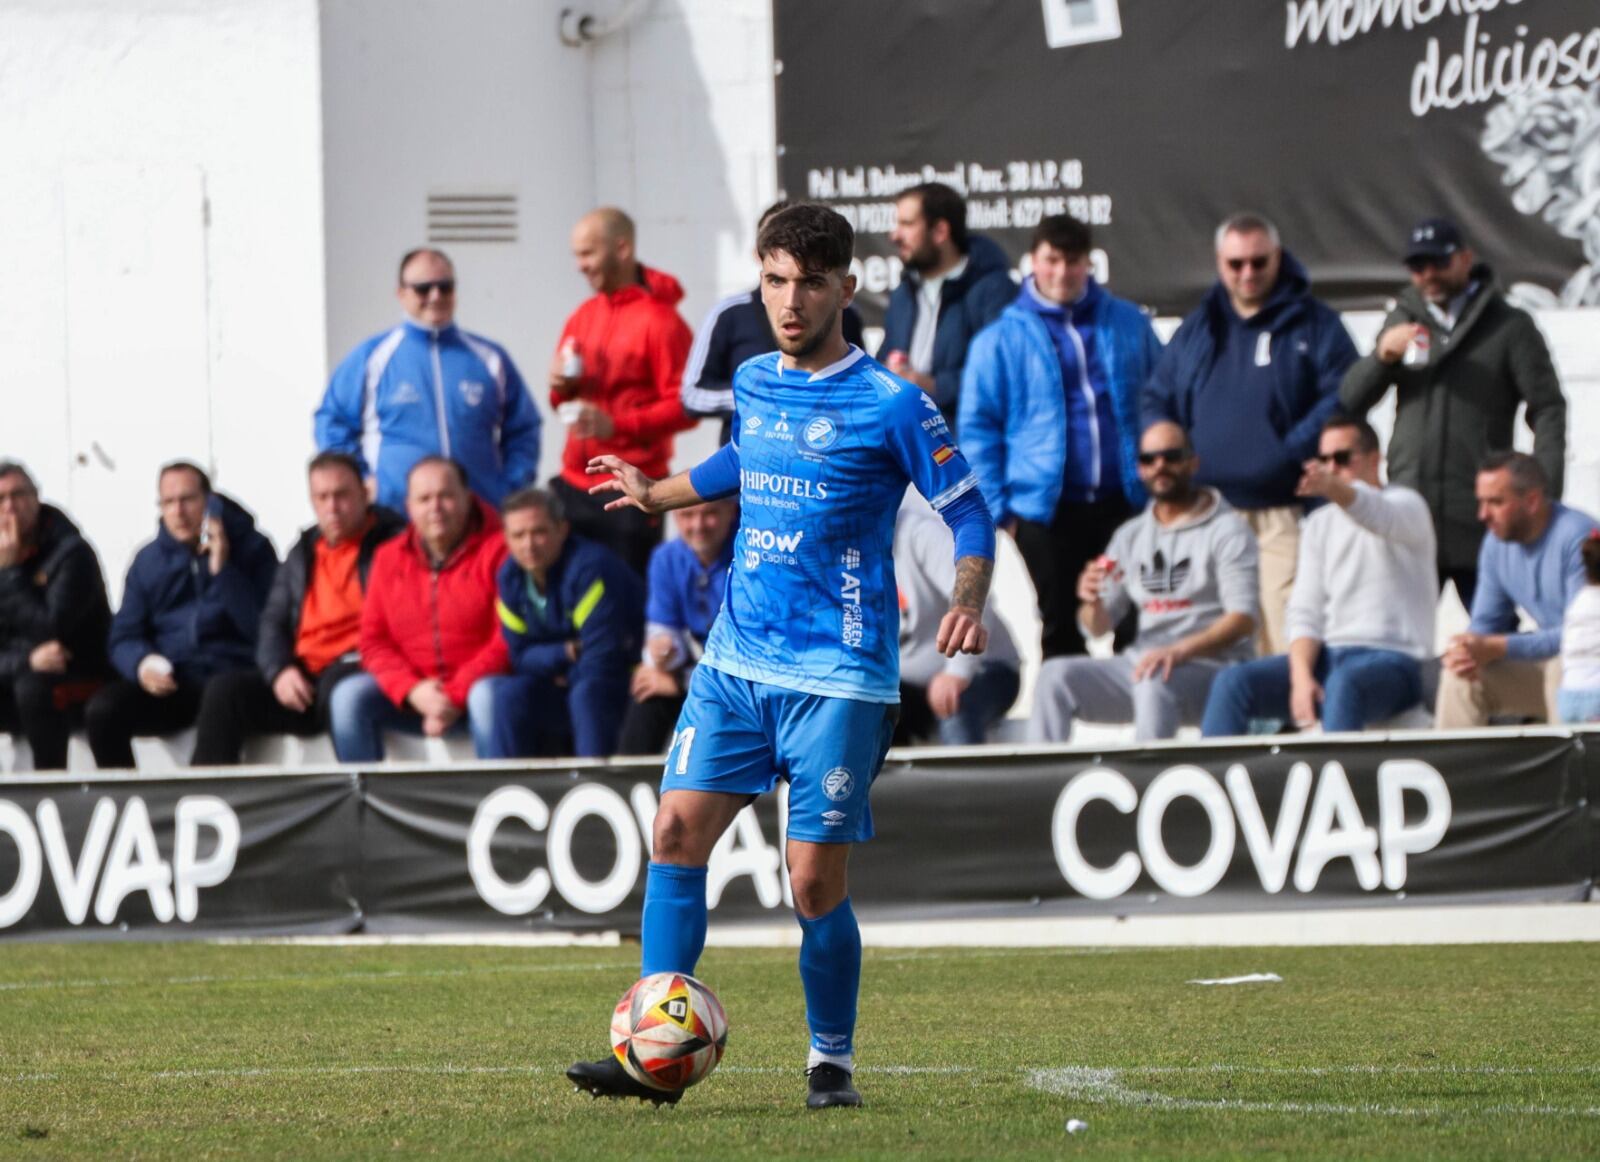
[
  {"left": 746, "top": 415, "right": 762, "bottom": 431},
  {"left": 821, "top": 810, "right": 847, "bottom": 827},
  {"left": 1140, "top": 549, "right": 1191, "bottom": 595},
  {"left": 393, "top": 381, "right": 422, "bottom": 405}
]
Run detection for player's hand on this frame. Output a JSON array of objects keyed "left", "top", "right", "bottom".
[
  {"left": 1132, "top": 643, "right": 1187, "bottom": 683},
  {"left": 1289, "top": 671, "right": 1324, "bottom": 727},
  {"left": 1375, "top": 322, "right": 1424, "bottom": 365},
  {"left": 137, "top": 655, "right": 178, "bottom": 697},
  {"left": 936, "top": 606, "right": 987, "bottom": 658},
  {"left": 568, "top": 404, "right": 615, "bottom": 440},
  {"left": 29, "top": 640, "right": 69, "bottom": 674},
  {"left": 586, "top": 455, "right": 660, "bottom": 514},
  {"left": 272, "top": 666, "right": 315, "bottom": 713},
  {"left": 631, "top": 665, "right": 680, "bottom": 702},
  {"left": 926, "top": 672, "right": 968, "bottom": 719}
]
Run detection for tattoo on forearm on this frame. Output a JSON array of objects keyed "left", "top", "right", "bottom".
[{"left": 952, "top": 555, "right": 993, "bottom": 613}]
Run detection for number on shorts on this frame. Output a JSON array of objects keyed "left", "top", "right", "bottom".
[{"left": 665, "top": 726, "right": 696, "bottom": 776}]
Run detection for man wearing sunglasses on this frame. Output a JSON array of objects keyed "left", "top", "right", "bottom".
[
  {"left": 1031, "top": 421, "right": 1257, "bottom": 743},
  {"left": 1339, "top": 217, "right": 1565, "bottom": 611},
  {"left": 1200, "top": 414, "right": 1437, "bottom": 737},
  {"left": 1142, "top": 213, "right": 1357, "bottom": 660},
  {"left": 315, "top": 248, "right": 543, "bottom": 513}
]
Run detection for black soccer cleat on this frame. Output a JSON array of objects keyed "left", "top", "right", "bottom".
[
  {"left": 567, "top": 1055, "right": 684, "bottom": 1107},
  {"left": 805, "top": 1063, "right": 862, "bottom": 1109}
]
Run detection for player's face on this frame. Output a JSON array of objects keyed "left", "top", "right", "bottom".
[
  {"left": 1408, "top": 248, "right": 1475, "bottom": 305},
  {"left": 1216, "top": 228, "right": 1280, "bottom": 310},
  {"left": 1475, "top": 468, "right": 1540, "bottom": 543},
  {"left": 406, "top": 463, "right": 469, "bottom": 554},
  {"left": 673, "top": 500, "right": 735, "bottom": 560},
  {"left": 504, "top": 505, "right": 568, "bottom": 577},
  {"left": 309, "top": 466, "right": 369, "bottom": 547},
  {"left": 760, "top": 250, "right": 855, "bottom": 362},
  {"left": 397, "top": 251, "right": 456, "bottom": 329},
  {"left": 158, "top": 468, "right": 208, "bottom": 547},
  {"left": 1030, "top": 242, "right": 1091, "bottom": 305}
]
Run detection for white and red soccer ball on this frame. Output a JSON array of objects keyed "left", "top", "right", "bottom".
[{"left": 610, "top": 972, "right": 729, "bottom": 1091}]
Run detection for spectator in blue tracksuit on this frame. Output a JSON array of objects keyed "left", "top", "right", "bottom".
[
  {"left": 314, "top": 247, "right": 542, "bottom": 512},
  {"left": 961, "top": 215, "right": 1163, "bottom": 660},
  {"left": 1142, "top": 213, "right": 1358, "bottom": 656},
  {"left": 880, "top": 182, "right": 1015, "bottom": 421},
  {"left": 615, "top": 498, "right": 737, "bottom": 754},
  {"left": 85, "top": 462, "right": 276, "bottom": 769},
  {"left": 473, "top": 487, "right": 644, "bottom": 758}
]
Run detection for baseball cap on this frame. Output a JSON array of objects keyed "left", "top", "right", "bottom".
[{"left": 1403, "top": 217, "right": 1464, "bottom": 263}]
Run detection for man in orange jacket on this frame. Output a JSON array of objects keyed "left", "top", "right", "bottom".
[
  {"left": 549, "top": 206, "right": 696, "bottom": 576},
  {"left": 327, "top": 457, "right": 509, "bottom": 760}
]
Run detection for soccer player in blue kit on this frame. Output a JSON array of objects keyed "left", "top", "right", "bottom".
[{"left": 568, "top": 204, "right": 996, "bottom": 1109}]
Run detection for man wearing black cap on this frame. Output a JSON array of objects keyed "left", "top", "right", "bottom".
[{"left": 1339, "top": 217, "right": 1565, "bottom": 609}]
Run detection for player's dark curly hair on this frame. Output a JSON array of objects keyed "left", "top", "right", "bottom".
[{"left": 756, "top": 203, "right": 854, "bottom": 275}]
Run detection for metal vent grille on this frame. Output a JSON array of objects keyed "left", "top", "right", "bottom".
[{"left": 426, "top": 191, "right": 518, "bottom": 244}]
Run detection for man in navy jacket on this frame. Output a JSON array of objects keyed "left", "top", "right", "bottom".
[
  {"left": 880, "top": 182, "right": 1015, "bottom": 421},
  {"left": 475, "top": 487, "right": 643, "bottom": 758},
  {"left": 1141, "top": 213, "right": 1357, "bottom": 655},
  {"left": 85, "top": 462, "right": 276, "bottom": 769}
]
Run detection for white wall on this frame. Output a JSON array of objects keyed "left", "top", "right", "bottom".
[{"left": 0, "top": 0, "right": 326, "bottom": 598}]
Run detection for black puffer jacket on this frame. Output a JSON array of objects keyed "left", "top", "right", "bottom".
[
  {"left": 0, "top": 505, "right": 112, "bottom": 682},
  {"left": 255, "top": 507, "right": 406, "bottom": 681}
]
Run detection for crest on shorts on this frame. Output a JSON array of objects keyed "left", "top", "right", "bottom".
[{"left": 822, "top": 767, "right": 855, "bottom": 802}]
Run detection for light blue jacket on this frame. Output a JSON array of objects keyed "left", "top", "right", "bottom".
[
  {"left": 315, "top": 320, "right": 541, "bottom": 511},
  {"left": 959, "top": 279, "right": 1162, "bottom": 525}
]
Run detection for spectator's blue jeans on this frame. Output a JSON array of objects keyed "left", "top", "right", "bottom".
[
  {"left": 1557, "top": 686, "right": 1600, "bottom": 724},
  {"left": 472, "top": 672, "right": 629, "bottom": 759},
  {"left": 1200, "top": 647, "right": 1423, "bottom": 737},
  {"left": 327, "top": 672, "right": 477, "bottom": 761},
  {"left": 939, "top": 665, "right": 1021, "bottom": 746}
]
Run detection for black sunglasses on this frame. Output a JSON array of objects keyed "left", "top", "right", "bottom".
[
  {"left": 405, "top": 279, "right": 456, "bottom": 297},
  {"left": 1404, "top": 256, "right": 1451, "bottom": 274},
  {"left": 1137, "top": 447, "right": 1190, "bottom": 467},
  {"left": 1225, "top": 256, "right": 1270, "bottom": 272},
  {"left": 1315, "top": 449, "right": 1356, "bottom": 466}
]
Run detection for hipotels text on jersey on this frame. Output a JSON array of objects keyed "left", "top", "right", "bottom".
[{"left": 740, "top": 469, "right": 830, "bottom": 500}]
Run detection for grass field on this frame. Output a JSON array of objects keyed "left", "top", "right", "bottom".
[{"left": 0, "top": 940, "right": 1595, "bottom": 1159}]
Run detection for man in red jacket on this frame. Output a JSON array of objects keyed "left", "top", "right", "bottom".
[
  {"left": 549, "top": 206, "right": 696, "bottom": 576},
  {"left": 327, "top": 457, "right": 509, "bottom": 760}
]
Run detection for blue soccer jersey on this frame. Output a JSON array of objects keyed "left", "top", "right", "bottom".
[{"left": 697, "top": 345, "right": 980, "bottom": 703}]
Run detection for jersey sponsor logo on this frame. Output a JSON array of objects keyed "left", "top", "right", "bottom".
[
  {"left": 821, "top": 768, "right": 855, "bottom": 802},
  {"left": 931, "top": 445, "right": 955, "bottom": 465},
  {"left": 743, "top": 526, "right": 804, "bottom": 565},
  {"left": 740, "top": 469, "right": 830, "bottom": 501},
  {"left": 459, "top": 379, "right": 485, "bottom": 407},
  {"left": 840, "top": 560, "right": 864, "bottom": 648},
  {"left": 802, "top": 411, "right": 842, "bottom": 451}
]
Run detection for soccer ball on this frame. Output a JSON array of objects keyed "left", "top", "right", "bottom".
[{"left": 610, "top": 972, "right": 729, "bottom": 1091}]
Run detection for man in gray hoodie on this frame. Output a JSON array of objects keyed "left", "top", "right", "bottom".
[{"left": 1031, "top": 421, "right": 1259, "bottom": 742}]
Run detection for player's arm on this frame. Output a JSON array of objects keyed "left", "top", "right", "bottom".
[
  {"left": 586, "top": 441, "right": 740, "bottom": 516},
  {"left": 935, "top": 489, "right": 995, "bottom": 658}
]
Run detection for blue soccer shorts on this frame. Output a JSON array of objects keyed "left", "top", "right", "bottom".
[{"left": 661, "top": 664, "right": 897, "bottom": 843}]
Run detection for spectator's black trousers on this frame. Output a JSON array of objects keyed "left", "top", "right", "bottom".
[
  {"left": 1013, "top": 493, "right": 1136, "bottom": 660},
  {"left": 84, "top": 679, "right": 207, "bottom": 770},
  {"left": 616, "top": 691, "right": 686, "bottom": 757},
  {"left": 191, "top": 660, "right": 361, "bottom": 766},
  {"left": 0, "top": 671, "right": 100, "bottom": 771},
  {"left": 552, "top": 477, "right": 662, "bottom": 579}
]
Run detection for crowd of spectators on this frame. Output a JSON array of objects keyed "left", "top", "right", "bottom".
[{"left": 0, "top": 189, "right": 1590, "bottom": 771}]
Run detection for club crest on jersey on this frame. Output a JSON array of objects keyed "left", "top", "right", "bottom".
[
  {"left": 803, "top": 415, "right": 839, "bottom": 450},
  {"left": 931, "top": 445, "right": 955, "bottom": 465},
  {"left": 458, "top": 379, "right": 486, "bottom": 407},
  {"left": 822, "top": 767, "right": 855, "bottom": 802}
]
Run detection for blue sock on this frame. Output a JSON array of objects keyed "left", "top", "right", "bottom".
[
  {"left": 796, "top": 897, "right": 860, "bottom": 1063},
  {"left": 639, "top": 862, "right": 708, "bottom": 977}
]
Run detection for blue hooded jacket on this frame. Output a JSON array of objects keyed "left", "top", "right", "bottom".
[
  {"left": 959, "top": 277, "right": 1162, "bottom": 526},
  {"left": 315, "top": 319, "right": 542, "bottom": 512},
  {"left": 1140, "top": 251, "right": 1357, "bottom": 510},
  {"left": 881, "top": 234, "right": 1016, "bottom": 416},
  {"left": 108, "top": 493, "right": 277, "bottom": 685},
  {"left": 495, "top": 534, "right": 644, "bottom": 687}
]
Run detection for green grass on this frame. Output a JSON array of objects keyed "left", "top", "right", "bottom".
[{"left": 0, "top": 941, "right": 1595, "bottom": 1159}]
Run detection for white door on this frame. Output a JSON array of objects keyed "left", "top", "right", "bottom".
[{"left": 62, "top": 163, "right": 211, "bottom": 601}]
